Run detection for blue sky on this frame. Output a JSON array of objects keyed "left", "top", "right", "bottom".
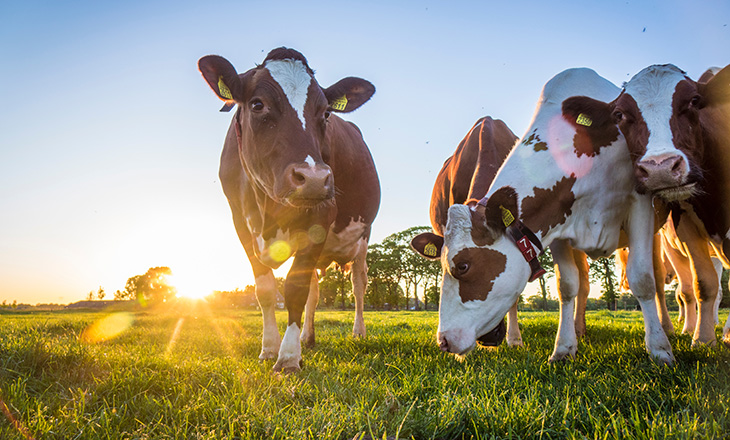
[{"left": 1, "top": 0, "right": 728, "bottom": 304}]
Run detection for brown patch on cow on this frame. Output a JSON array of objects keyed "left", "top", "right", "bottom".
[
  {"left": 670, "top": 80, "right": 704, "bottom": 167},
  {"left": 451, "top": 247, "right": 507, "bottom": 302},
  {"left": 469, "top": 208, "right": 496, "bottom": 246},
  {"left": 483, "top": 186, "right": 519, "bottom": 233},
  {"left": 561, "top": 95, "right": 620, "bottom": 158},
  {"left": 522, "top": 130, "right": 548, "bottom": 152},
  {"left": 520, "top": 176, "right": 577, "bottom": 236},
  {"left": 614, "top": 93, "right": 650, "bottom": 164}
]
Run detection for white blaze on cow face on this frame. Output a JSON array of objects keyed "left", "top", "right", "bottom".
[
  {"left": 437, "top": 205, "right": 531, "bottom": 355},
  {"left": 623, "top": 65, "right": 693, "bottom": 196},
  {"left": 265, "top": 59, "right": 313, "bottom": 130}
]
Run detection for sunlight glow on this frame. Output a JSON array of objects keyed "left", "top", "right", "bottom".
[{"left": 168, "top": 273, "right": 213, "bottom": 300}]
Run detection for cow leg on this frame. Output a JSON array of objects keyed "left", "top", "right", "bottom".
[
  {"left": 351, "top": 242, "right": 367, "bottom": 338},
  {"left": 685, "top": 250, "right": 718, "bottom": 347},
  {"left": 573, "top": 250, "right": 589, "bottom": 339},
  {"left": 663, "top": 244, "right": 695, "bottom": 334},
  {"left": 273, "top": 253, "right": 320, "bottom": 373},
  {"left": 652, "top": 234, "right": 674, "bottom": 335},
  {"left": 549, "top": 240, "right": 579, "bottom": 362},
  {"left": 506, "top": 300, "right": 523, "bottom": 347},
  {"left": 677, "top": 293, "right": 686, "bottom": 326},
  {"left": 300, "top": 272, "right": 319, "bottom": 348},
  {"left": 625, "top": 200, "right": 673, "bottom": 365},
  {"left": 253, "top": 271, "right": 283, "bottom": 360},
  {"left": 229, "top": 210, "right": 281, "bottom": 360},
  {"left": 712, "top": 257, "right": 723, "bottom": 326}
]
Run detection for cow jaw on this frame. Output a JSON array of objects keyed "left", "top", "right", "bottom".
[{"left": 437, "top": 205, "right": 531, "bottom": 355}]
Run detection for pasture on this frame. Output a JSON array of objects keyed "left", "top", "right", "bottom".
[{"left": 1, "top": 306, "right": 729, "bottom": 439}]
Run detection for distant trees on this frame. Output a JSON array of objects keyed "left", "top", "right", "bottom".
[{"left": 117, "top": 266, "right": 176, "bottom": 305}]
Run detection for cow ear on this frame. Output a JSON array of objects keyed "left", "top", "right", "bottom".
[
  {"left": 562, "top": 95, "right": 615, "bottom": 129},
  {"left": 411, "top": 232, "right": 443, "bottom": 260},
  {"left": 700, "top": 64, "right": 730, "bottom": 107},
  {"left": 198, "top": 55, "right": 243, "bottom": 110},
  {"left": 482, "top": 186, "right": 519, "bottom": 233},
  {"left": 323, "top": 77, "right": 375, "bottom": 113}
]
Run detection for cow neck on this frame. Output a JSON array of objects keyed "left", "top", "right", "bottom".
[{"left": 477, "top": 197, "right": 546, "bottom": 282}]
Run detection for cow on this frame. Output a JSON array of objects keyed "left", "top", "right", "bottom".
[
  {"left": 417, "top": 115, "right": 592, "bottom": 346},
  {"left": 412, "top": 68, "right": 674, "bottom": 364},
  {"left": 198, "top": 48, "right": 380, "bottom": 372},
  {"left": 564, "top": 64, "right": 730, "bottom": 346}
]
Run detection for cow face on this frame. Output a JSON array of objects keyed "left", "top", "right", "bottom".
[
  {"left": 412, "top": 188, "right": 531, "bottom": 355},
  {"left": 563, "top": 64, "right": 730, "bottom": 202},
  {"left": 199, "top": 48, "right": 375, "bottom": 209}
]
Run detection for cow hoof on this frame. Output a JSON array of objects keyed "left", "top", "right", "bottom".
[
  {"left": 353, "top": 322, "right": 366, "bottom": 338},
  {"left": 273, "top": 358, "right": 302, "bottom": 373},
  {"left": 259, "top": 349, "right": 278, "bottom": 361},
  {"left": 690, "top": 338, "right": 717, "bottom": 348},
  {"left": 301, "top": 333, "right": 315, "bottom": 348},
  {"left": 650, "top": 350, "right": 674, "bottom": 366},
  {"left": 506, "top": 338, "right": 523, "bottom": 348},
  {"left": 662, "top": 324, "right": 675, "bottom": 336},
  {"left": 548, "top": 346, "right": 576, "bottom": 363}
]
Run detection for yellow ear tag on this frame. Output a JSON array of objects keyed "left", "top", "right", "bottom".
[
  {"left": 331, "top": 95, "right": 348, "bottom": 111},
  {"left": 500, "top": 205, "right": 515, "bottom": 227},
  {"left": 424, "top": 242, "right": 438, "bottom": 257},
  {"left": 218, "top": 76, "right": 233, "bottom": 100},
  {"left": 576, "top": 113, "right": 592, "bottom": 127}
]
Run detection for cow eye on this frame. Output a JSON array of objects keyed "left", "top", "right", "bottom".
[
  {"left": 324, "top": 110, "right": 331, "bottom": 120},
  {"left": 455, "top": 262, "right": 470, "bottom": 276},
  {"left": 689, "top": 95, "right": 701, "bottom": 108},
  {"left": 613, "top": 111, "right": 624, "bottom": 123},
  {"left": 250, "top": 99, "right": 265, "bottom": 112}
]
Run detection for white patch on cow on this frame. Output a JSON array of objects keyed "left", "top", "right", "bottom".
[
  {"left": 304, "top": 155, "right": 316, "bottom": 167},
  {"left": 624, "top": 65, "right": 691, "bottom": 164},
  {"left": 255, "top": 273, "right": 281, "bottom": 359},
  {"left": 265, "top": 59, "right": 312, "bottom": 130},
  {"left": 322, "top": 218, "right": 368, "bottom": 262},
  {"left": 275, "top": 322, "right": 302, "bottom": 371}
]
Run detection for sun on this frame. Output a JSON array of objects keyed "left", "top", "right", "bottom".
[{"left": 167, "top": 273, "right": 212, "bottom": 300}]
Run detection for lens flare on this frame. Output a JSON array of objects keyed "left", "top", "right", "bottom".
[
  {"left": 270, "top": 240, "right": 292, "bottom": 262},
  {"left": 80, "top": 312, "right": 134, "bottom": 343},
  {"left": 308, "top": 224, "right": 327, "bottom": 244}
]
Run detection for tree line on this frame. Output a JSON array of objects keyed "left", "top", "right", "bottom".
[{"left": 111, "top": 226, "right": 729, "bottom": 311}]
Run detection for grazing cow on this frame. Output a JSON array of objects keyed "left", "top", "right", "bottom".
[
  {"left": 417, "top": 116, "right": 592, "bottom": 345},
  {"left": 198, "top": 48, "right": 380, "bottom": 372},
  {"left": 564, "top": 64, "right": 730, "bottom": 346},
  {"left": 412, "top": 68, "right": 673, "bottom": 364}
]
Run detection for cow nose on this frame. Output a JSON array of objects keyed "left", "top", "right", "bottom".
[
  {"left": 437, "top": 332, "right": 450, "bottom": 352},
  {"left": 636, "top": 154, "right": 686, "bottom": 188},
  {"left": 287, "top": 163, "right": 334, "bottom": 200}
]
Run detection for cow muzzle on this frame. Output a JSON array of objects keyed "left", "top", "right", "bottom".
[
  {"left": 283, "top": 162, "right": 334, "bottom": 207},
  {"left": 635, "top": 153, "right": 693, "bottom": 201},
  {"left": 437, "top": 327, "right": 476, "bottom": 355}
]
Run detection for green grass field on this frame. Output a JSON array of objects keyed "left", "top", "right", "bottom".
[{"left": 1, "top": 306, "right": 729, "bottom": 439}]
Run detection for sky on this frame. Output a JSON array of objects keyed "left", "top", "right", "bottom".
[{"left": 1, "top": 0, "right": 729, "bottom": 305}]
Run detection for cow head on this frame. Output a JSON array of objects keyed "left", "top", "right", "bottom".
[
  {"left": 411, "top": 187, "right": 531, "bottom": 355},
  {"left": 198, "top": 48, "right": 375, "bottom": 209},
  {"left": 562, "top": 64, "right": 730, "bottom": 202}
]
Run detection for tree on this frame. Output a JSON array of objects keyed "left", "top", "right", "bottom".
[
  {"left": 96, "top": 286, "right": 106, "bottom": 301},
  {"left": 536, "top": 249, "right": 556, "bottom": 311},
  {"left": 121, "top": 267, "right": 176, "bottom": 305},
  {"left": 366, "top": 242, "right": 405, "bottom": 309},
  {"left": 86, "top": 290, "right": 94, "bottom": 301},
  {"left": 319, "top": 266, "right": 351, "bottom": 308},
  {"left": 588, "top": 255, "right": 619, "bottom": 310}
]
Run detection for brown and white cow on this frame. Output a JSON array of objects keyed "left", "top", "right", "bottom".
[
  {"left": 415, "top": 116, "right": 592, "bottom": 346},
  {"left": 413, "top": 68, "right": 674, "bottom": 364},
  {"left": 565, "top": 64, "right": 730, "bottom": 346},
  {"left": 198, "top": 48, "right": 380, "bottom": 372}
]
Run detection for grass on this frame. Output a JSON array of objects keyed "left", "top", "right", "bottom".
[{"left": 1, "top": 305, "right": 730, "bottom": 439}]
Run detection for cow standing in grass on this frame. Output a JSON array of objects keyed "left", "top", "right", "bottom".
[
  {"left": 565, "top": 64, "right": 730, "bottom": 346},
  {"left": 198, "top": 48, "right": 380, "bottom": 372},
  {"left": 412, "top": 68, "right": 674, "bottom": 364}
]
